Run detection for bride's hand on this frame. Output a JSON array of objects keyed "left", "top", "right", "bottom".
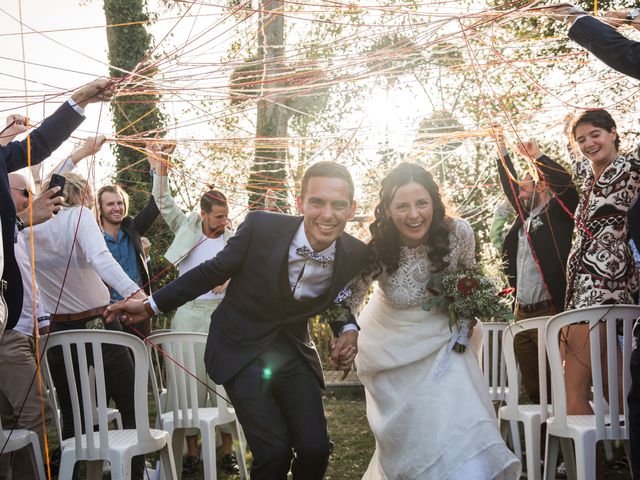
[{"left": 331, "top": 331, "right": 358, "bottom": 380}]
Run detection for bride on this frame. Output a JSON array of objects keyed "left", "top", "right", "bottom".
[{"left": 348, "top": 163, "right": 520, "bottom": 479}]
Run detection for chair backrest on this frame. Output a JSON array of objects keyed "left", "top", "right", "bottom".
[
  {"left": 147, "top": 332, "right": 233, "bottom": 428},
  {"left": 42, "top": 330, "right": 154, "bottom": 459},
  {"left": 545, "top": 304, "right": 640, "bottom": 441},
  {"left": 482, "top": 322, "right": 509, "bottom": 401},
  {"left": 501, "top": 316, "right": 551, "bottom": 419}
]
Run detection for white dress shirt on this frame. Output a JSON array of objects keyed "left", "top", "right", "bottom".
[
  {"left": 288, "top": 223, "right": 336, "bottom": 300},
  {"left": 14, "top": 234, "right": 48, "bottom": 335},
  {"left": 516, "top": 205, "right": 551, "bottom": 305},
  {"left": 25, "top": 206, "right": 139, "bottom": 315},
  {"left": 178, "top": 233, "right": 226, "bottom": 301}
]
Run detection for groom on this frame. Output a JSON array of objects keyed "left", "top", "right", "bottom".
[{"left": 105, "top": 161, "right": 369, "bottom": 479}]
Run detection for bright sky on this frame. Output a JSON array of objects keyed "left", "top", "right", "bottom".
[{"left": 0, "top": 0, "right": 114, "bottom": 181}]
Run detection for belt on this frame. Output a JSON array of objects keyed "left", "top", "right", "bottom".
[
  {"left": 515, "top": 299, "right": 553, "bottom": 314},
  {"left": 50, "top": 306, "right": 108, "bottom": 323}
]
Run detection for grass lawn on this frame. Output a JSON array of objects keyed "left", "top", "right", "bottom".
[{"left": 40, "top": 387, "right": 631, "bottom": 479}]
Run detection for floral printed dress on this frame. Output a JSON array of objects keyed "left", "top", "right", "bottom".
[{"left": 565, "top": 150, "right": 640, "bottom": 309}]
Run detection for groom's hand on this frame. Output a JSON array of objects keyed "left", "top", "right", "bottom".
[{"left": 330, "top": 330, "right": 358, "bottom": 380}]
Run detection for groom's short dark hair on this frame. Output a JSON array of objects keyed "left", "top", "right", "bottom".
[{"left": 300, "top": 161, "right": 354, "bottom": 201}]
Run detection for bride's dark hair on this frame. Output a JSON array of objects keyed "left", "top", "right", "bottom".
[{"left": 365, "top": 162, "right": 451, "bottom": 278}]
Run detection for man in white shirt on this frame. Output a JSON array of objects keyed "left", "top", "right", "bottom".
[{"left": 147, "top": 146, "right": 238, "bottom": 475}]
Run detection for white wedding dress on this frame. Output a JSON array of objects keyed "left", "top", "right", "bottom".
[{"left": 350, "top": 218, "right": 521, "bottom": 480}]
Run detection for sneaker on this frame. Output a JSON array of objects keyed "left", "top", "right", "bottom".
[
  {"left": 220, "top": 453, "right": 240, "bottom": 474},
  {"left": 182, "top": 455, "right": 200, "bottom": 475}
]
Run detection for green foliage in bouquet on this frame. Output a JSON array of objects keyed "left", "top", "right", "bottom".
[{"left": 422, "top": 264, "right": 515, "bottom": 330}]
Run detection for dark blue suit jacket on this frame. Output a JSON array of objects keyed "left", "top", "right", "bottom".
[
  {"left": 153, "top": 210, "right": 369, "bottom": 386},
  {"left": 1, "top": 102, "right": 84, "bottom": 329},
  {"left": 568, "top": 16, "right": 640, "bottom": 255},
  {"left": 569, "top": 16, "right": 640, "bottom": 81}
]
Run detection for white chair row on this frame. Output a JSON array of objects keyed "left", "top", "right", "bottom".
[
  {"left": 3, "top": 330, "right": 248, "bottom": 480},
  {"left": 493, "top": 305, "right": 639, "bottom": 480}
]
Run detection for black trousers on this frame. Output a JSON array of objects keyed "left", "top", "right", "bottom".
[
  {"left": 629, "top": 340, "right": 640, "bottom": 479},
  {"left": 224, "top": 334, "right": 331, "bottom": 480},
  {"left": 47, "top": 317, "right": 144, "bottom": 479}
]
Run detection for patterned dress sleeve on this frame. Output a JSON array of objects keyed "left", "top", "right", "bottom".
[
  {"left": 343, "top": 270, "right": 375, "bottom": 318},
  {"left": 449, "top": 218, "right": 476, "bottom": 271}
]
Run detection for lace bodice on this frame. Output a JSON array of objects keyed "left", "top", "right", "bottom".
[{"left": 346, "top": 217, "right": 475, "bottom": 312}]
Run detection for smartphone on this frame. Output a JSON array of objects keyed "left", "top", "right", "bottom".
[{"left": 49, "top": 173, "right": 65, "bottom": 198}]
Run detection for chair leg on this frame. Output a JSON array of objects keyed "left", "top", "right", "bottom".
[
  {"left": 58, "top": 452, "right": 76, "bottom": 480},
  {"left": 109, "top": 452, "right": 127, "bottom": 480},
  {"left": 86, "top": 460, "right": 104, "bottom": 480},
  {"left": 171, "top": 428, "right": 186, "bottom": 480},
  {"left": 159, "top": 443, "right": 178, "bottom": 480},
  {"left": 200, "top": 426, "right": 217, "bottom": 480},
  {"left": 115, "top": 411, "right": 123, "bottom": 430},
  {"left": 559, "top": 438, "right": 577, "bottom": 480},
  {"left": 523, "top": 420, "right": 541, "bottom": 480},
  {"left": 543, "top": 435, "right": 559, "bottom": 480},
  {"left": 573, "top": 434, "right": 597, "bottom": 480},
  {"left": 509, "top": 420, "right": 522, "bottom": 459},
  {"left": 27, "top": 434, "right": 46, "bottom": 480}
]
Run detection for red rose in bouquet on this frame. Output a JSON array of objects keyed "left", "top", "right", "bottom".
[{"left": 456, "top": 276, "right": 479, "bottom": 296}]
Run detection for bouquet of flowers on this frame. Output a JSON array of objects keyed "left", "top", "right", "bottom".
[{"left": 422, "top": 264, "right": 514, "bottom": 353}]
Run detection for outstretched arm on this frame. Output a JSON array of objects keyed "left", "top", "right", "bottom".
[{"left": 569, "top": 15, "right": 640, "bottom": 81}]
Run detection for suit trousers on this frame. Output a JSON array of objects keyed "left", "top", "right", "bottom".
[
  {"left": 514, "top": 303, "right": 555, "bottom": 404},
  {"left": 0, "top": 329, "right": 52, "bottom": 480},
  {"left": 223, "top": 333, "right": 331, "bottom": 480},
  {"left": 47, "top": 317, "right": 144, "bottom": 479}
]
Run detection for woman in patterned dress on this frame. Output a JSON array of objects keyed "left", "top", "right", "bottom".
[
  {"left": 564, "top": 109, "right": 640, "bottom": 415},
  {"left": 347, "top": 163, "right": 520, "bottom": 479}
]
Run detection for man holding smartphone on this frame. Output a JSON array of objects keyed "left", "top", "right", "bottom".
[{"left": 0, "top": 78, "right": 114, "bottom": 330}]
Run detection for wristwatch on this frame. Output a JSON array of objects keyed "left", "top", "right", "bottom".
[
  {"left": 627, "top": 8, "right": 640, "bottom": 21},
  {"left": 15, "top": 216, "right": 25, "bottom": 232}
]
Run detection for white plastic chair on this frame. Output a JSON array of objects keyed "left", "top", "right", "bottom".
[
  {"left": 147, "top": 331, "right": 248, "bottom": 480},
  {"left": 498, "top": 316, "right": 551, "bottom": 480},
  {"left": 42, "top": 329, "right": 177, "bottom": 480},
  {"left": 0, "top": 415, "right": 46, "bottom": 479},
  {"left": 543, "top": 304, "right": 639, "bottom": 480},
  {"left": 482, "top": 322, "right": 509, "bottom": 402},
  {"left": 40, "top": 336, "right": 123, "bottom": 445},
  {"left": 482, "top": 322, "right": 522, "bottom": 459}
]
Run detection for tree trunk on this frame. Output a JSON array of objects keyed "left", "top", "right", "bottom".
[{"left": 248, "top": 0, "right": 290, "bottom": 211}]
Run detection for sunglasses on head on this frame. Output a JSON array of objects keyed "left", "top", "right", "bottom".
[{"left": 10, "top": 187, "right": 32, "bottom": 198}]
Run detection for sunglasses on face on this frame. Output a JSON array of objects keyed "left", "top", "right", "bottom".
[{"left": 11, "top": 187, "right": 32, "bottom": 198}]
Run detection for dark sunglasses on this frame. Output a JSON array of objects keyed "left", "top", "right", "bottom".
[{"left": 10, "top": 187, "right": 32, "bottom": 198}]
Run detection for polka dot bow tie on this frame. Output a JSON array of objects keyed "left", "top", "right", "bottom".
[{"left": 295, "top": 245, "right": 334, "bottom": 268}]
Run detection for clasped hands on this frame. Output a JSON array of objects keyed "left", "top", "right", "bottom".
[{"left": 330, "top": 330, "right": 358, "bottom": 380}]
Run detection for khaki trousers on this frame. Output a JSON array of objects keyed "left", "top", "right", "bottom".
[
  {"left": 0, "top": 329, "right": 51, "bottom": 480},
  {"left": 514, "top": 303, "right": 555, "bottom": 404}
]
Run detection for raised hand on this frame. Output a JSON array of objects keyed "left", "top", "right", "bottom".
[
  {"left": 515, "top": 139, "right": 542, "bottom": 160},
  {"left": 71, "top": 78, "right": 115, "bottom": 109},
  {"left": 17, "top": 186, "right": 64, "bottom": 227},
  {"left": 0, "top": 114, "right": 29, "bottom": 145},
  {"left": 70, "top": 135, "right": 107, "bottom": 164}
]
